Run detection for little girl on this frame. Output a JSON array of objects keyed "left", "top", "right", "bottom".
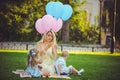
[
  {"left": 23, "top": 49, "right": 42, "bottom": 77},
  {"left": 20, "top": 49, "right": 50, "bottom": 78}
]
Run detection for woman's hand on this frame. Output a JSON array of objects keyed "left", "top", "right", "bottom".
[
  {"left": 37, "top": 43, "right": 43, "bottom": 50},
  {"left": 37, "top": 43, "right": 46, "bottom": 55},
  {"left": 42, "top": 69, "right": 50, "bottom": 77},
  {"left": 52, "top": 44, "right": 58, "bottom": 59},
  {"left": 37, "top": 59, "right": 43, "bottom": 64}
]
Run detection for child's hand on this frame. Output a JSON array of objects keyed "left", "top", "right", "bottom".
[
  {"left": 38, "top": 59, "right": 43, "bottom": 64},
  {"left": 38, "top": 65, "right": 42, "bottom": 70}
]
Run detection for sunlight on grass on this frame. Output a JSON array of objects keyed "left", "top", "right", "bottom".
[
  {"left": 0, "top": 50, "right": 120, "bottom": 56},
  {"left": 0, "top": 50, "right": 27, "bottom": 53},
  {"left": 69, "top": 51, "right": 120, "bottom": 56}
]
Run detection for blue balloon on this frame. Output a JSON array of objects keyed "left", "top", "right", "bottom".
[
  {"left": 46, "top": 1, "right": 55, "bottom": 16},
  {"left": 46, "top": 2, "right": 73, "bottom": 21},
  {"left": 61, "top": 4, "right": 73, "bottom": 21},
  {"left": 53, "top": 2, "right": 63, "bottom": 19}
]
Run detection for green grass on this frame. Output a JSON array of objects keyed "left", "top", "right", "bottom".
[{"left": 0, "top": 52, "right": 120, "bottom": 80}]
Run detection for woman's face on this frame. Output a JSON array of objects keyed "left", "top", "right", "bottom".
[{"left": 45, "top": 31, "right": 53, "bottom": 42}]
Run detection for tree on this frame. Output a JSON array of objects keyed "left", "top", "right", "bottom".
[
  {"left": 0, "top": 0, "right": 50, "bottom": 41},
  {"left": 0, "top": 0, "right": 100, "bottom": 44},
  {"left": 68, "top": 0, "right": 99, "bottom": 44},
  {"left": 60, "top": 0, "right": 70, "bottom": 43}
]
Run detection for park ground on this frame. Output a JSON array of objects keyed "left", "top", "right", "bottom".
[{"left": 0, "top": 50, "right": 120, "bottom": 80}]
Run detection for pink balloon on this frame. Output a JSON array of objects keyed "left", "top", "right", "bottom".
[
  {"left": 41, "top": 15, "right": 55, "bottom": 32},
  {"left": 35, "top": 19, "right": 46, "bottom": 34},
  {"left": 52, "top": 18, "right": 63, "bottom": 32},
  {"left": 35, "top": 15, "right": 63, "bottom": 34}
]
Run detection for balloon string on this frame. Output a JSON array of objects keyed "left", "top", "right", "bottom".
[{"left": 57, "top": 26, "right": 63, "bottom": 42}]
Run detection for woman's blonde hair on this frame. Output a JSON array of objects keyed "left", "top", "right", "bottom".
[{"left": 37, "top": 30, "right": 57, "bottom": 45}]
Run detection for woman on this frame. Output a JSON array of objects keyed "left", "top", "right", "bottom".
[{"left": 36, "top": 30, "right": 58, "bottom": 76}]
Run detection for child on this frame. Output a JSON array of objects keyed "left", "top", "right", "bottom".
[
  {"left": 20, "top": 49, "right": 50, "bottom": 78},
  {"left": 55, "top": 51, "right": 84, "bottom": 76}
]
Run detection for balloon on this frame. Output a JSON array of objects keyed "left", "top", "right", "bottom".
[
  {"left": 41, "top": 15, "right": 55, "bottom": 32},
  {"left": 53, "top": 2, "right": 63, "bottom": 19},
  {"left": 46, "top": 1, "right": 55, "bottom": 16},
  {"left": 46, "top": 1, "right": 73, "bottom": 21},
  {"left": 61, "top": 4, "right": 72, "bottom": 21},
  {"left": 52, "top": 18, "right": 63, "bottom": 32},
  {"left": 35, "top": 19, "right": 46, "bottom": 34},
  {"left": 35, "top": 15, "right": 63, "bottom": 34}
]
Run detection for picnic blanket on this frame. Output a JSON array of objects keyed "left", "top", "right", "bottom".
[{"left": 12, "top": 69, "right": 71, "bottom": 79}]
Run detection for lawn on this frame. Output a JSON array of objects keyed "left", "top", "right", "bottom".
[{"left": 0, "top": 51, "right": 120, "bottom": 80}]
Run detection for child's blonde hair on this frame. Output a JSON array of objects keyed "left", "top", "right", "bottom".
[
  {"left": 27, "top": 49, "right": 39, "bottom": 68},
  {"left": 61, "top": 51, "right": 69, "bottom": 57}
]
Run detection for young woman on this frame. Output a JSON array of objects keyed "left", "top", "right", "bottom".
[{"left": 36, "top": 30, "right": 58, "bottom": 76}]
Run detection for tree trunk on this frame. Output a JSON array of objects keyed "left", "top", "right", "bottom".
[
  {"left": 62, "top": 21, "right": 69, "bottom": 42},
  {"left": 62, "top": 0, "right": 70, "bottom": 43}
]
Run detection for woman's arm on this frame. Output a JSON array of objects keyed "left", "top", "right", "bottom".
[
  {"left": 36, "top": 42, "right": 46, "bottom": 64},
  {"left": 52, "top": 44, "right": 58, "bottom": 59},
  {"left": 36, "top": 42, "right": 42, "bottom": 50},
  {"left": 36, "top": 59, "right": 43, "bottom": 64},
  {"left": 37, "top": 42, "right": 46, "bottom": 55}
]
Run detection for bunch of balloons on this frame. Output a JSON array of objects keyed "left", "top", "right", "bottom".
[{"left": 35, "top": 1, "right": 73, "bottom": 34}]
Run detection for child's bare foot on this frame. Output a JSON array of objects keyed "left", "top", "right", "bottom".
[{"left": 78, "top": 68, "right": 84, "bottom": 75}]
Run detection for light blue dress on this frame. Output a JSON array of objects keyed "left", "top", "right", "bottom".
[{"left": 25, "top": 58, "right": 42, "bottom": 77}]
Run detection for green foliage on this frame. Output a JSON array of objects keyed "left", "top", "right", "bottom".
[
  {"left": 0, "top": 0, "right": 47, "bottom": 41},
  {"left": 0, "top": 0, "right": 99, "bottom": 43},
  {"left": 69, "top": 0, "right": 99, "bottom": 43}
]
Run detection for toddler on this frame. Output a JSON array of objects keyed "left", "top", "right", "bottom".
[{"left": 55, "top": 51, "right": 84, "bottom": 76}]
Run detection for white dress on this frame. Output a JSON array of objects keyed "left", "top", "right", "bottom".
[{"left": 39, "top": 47, "right": 56, "bottom": 75}]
